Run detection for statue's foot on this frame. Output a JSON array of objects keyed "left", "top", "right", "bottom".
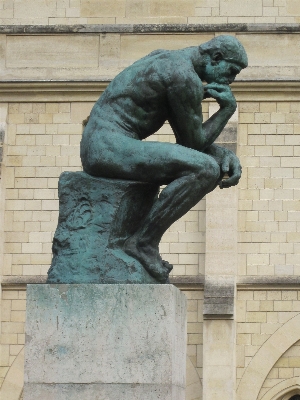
[{"left": 124, "top": 236, "right": 172, "bottom": 283}]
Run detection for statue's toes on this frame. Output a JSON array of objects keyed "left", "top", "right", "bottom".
[{"left": 162, "top": 260, "right": 173, "bottom": 272}]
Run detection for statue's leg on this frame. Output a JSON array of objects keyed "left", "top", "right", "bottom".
[
  {"left": 81, "top": 131, "right": 221, "bottom": 281},
  {"left": 124, "top": 154, "right": 220, "bottom": 281}
]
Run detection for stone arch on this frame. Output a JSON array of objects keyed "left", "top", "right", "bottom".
[
  {"left": 237, "top": 313, "right": 300, "bottom": 400},
  {"left": 0, "top": 347, "right": 24, "bottom": 400},
  {"left": 186, "top": 355, "right": 202, "bottom": 400},
  {"left": 260, "top": 378, "right": 300, "bottom": 400}
]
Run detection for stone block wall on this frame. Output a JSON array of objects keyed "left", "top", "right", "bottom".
[
  {"left": 238, "top": 101, "right": 300, "bottom": 277},
  {"left": 0, "top": 0, "right": 299, "bottom": 25},
  {"left": 2, "top": 101, "right": 207, "bottom": 278},
  {"left": 1, "top": 10, "right": 300, "bottom": 399}
]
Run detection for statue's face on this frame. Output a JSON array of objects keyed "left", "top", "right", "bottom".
[{"left": 203, "top": 57, "right": 243, "bottom": 85}]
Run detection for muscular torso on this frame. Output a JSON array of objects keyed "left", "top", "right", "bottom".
[{"left": 83, "top": 49, "right": 204, "bottom": 142}]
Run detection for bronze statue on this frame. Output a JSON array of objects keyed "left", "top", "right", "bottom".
[{"left": 78, "top": 35, "right": 248, "bottom": 283}]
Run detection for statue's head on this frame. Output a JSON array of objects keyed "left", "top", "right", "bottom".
[{"left": 199, "top": 35, "right": 248, "bottom": 84}]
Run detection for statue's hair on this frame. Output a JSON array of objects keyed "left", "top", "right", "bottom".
[{"left": 200, "top": 35, "right": 248, "bottom": 68}]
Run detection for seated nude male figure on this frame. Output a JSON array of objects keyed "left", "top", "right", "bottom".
[{"left": 80, "top": 35, "right": 248, "bottom": 283}]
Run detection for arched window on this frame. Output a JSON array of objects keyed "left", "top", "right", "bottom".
[{"left": 289, "top": 396, "right": 300, "bottom": 400}]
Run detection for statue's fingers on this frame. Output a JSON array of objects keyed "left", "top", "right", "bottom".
[
  {"left": 221, "top": 156, "right": 230, "bottom": 173},
  {"left": 205, "top": 89, "right": 221, "bottom": 99}
]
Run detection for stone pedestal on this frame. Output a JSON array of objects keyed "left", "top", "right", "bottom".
[{"left": 24, "top": 284, "right": 187, "bottom": 400}]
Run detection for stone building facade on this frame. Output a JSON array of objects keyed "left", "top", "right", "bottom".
[{"left": 1, "top": 1, "right": 300, "bottom": 399}]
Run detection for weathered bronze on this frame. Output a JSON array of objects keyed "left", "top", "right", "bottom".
[{"left": 47, "top": 35, "right": 248, "bottom": 284}]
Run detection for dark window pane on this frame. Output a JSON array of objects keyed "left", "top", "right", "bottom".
[{"left": 290, "top": 396, "right": 300, "bottom": 400}]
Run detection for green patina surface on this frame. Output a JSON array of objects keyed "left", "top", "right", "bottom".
[{"left": 48, "top": 35, "right": 248, "bottom": 284}]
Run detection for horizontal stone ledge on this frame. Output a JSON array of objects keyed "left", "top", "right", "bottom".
[
  {"left": 2, "top": 80, "right": 300, "bottom": 102},
  {"left": 1, "top": 275, "right": 204, "bottom": 290},
  {"left": 237, "top": 275, "right": 300, "bottom": 289},
  {"left": 2, "top": 275, "right": 300, "bottom": 290},
  {"left": 203, "top": 313, "right": 234, "bottom": 320},
  {"left": 1, "top": 23, "right": 300, "bottom": 34}
]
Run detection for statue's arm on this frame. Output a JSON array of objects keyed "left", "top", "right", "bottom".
[
  {"left": 201, "top": 83, "right": 237, "bottom": 150},
  {"left": 168, "top": 79, "right": 237, "bottom": 151}
]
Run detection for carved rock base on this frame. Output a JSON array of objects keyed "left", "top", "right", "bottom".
[{"left": 47, "top": 171, "right": 160, "bottom": 284}]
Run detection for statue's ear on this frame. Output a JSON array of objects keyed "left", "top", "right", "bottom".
[{"left": 211, "top": 51, "right": 223, "bottom": 64}]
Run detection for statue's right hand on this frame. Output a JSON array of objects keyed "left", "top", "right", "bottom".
[{"left": 204, "top": 83, "right": 237, "bottom": 112}]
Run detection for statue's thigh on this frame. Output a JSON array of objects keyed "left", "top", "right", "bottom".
[{"left": 84, "top": 131, "right": 212, "bottom": 183}]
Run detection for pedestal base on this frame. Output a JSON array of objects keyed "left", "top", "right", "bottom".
[{"left": 24, "top": 284, "right": 187, "bottom": 400}]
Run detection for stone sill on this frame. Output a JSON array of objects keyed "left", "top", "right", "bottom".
[
  {"left": 2, "top": 275, "right": 300, "bottom": 291},
  {"left": 1, "top": 23, "right": 300, "bottom": 35},
  {"left": 1, "top": 80, "right": 300, "bottom": 102}
]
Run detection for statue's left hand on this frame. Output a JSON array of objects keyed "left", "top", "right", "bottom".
[{"left": 219, "top": 148, "right": 242, "bottom": 188}]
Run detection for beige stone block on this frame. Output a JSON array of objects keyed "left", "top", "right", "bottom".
[
  {"left": 246, "top": 301, "right": 260, "bottom": 312},
  {"left": 0, "top": 367, "right": 9, "bottom": 378},
  {"left": 253, "top": 291, "right": 267, "bottom": 301},
  {"left": 1, "top": 301, "right": 12, "bottom": 321},
  {"left": 87, "top": 17, "right": 116, "bottom": 23},
  {"left": 81, "top": 0, "right": 125, "bottom": 17},
  {"left": 39, "top": 114, "right": 53, "bottom": 124},
  {"left": 11, "top": 300, "right": 26, "bottom": 311},
  {"left": 14, "top": 0, "right": 56, "bottom": 18},
  {"left": 8, "top": 113, "right": 25, "bottom": 124},
  {"left": 271, "top": 112, "right": 286, "bottom": 123},
  {"left": 278, "top": 367, "right": 293, "bottom": 378},
  {"left": 195, "top": 7, "right": 212, "bottom": 16},
  {"left": 237, "top": 334, "right": 251, "bottom": 345},
  {"left": 278, "top": 312, "right": 298, "bottom": 324},
  {"left": 274, "top": 301, "right": 293, "bottom": 311},
  {"left": 220, "top": 0, "right": 262, "bottom": 15},
  {"left": 159, "top": 16, "right": 188, "bottom": 23},
  {"left": 245, "top": 346, "right": 261, "bottom": 359},
  {"left": 246, "top": 312, "right": 266, "bottom": 323},
  {"left": 267, "top": 312, "right": 279, "bottom": 324},
  {"left": 259, "top": 301, "right": 274, "bottom": 311},
  {"left": 70, "top": 102, "right": 94, "bottom": 124},
  {"left": 7, "top": 36, "right": 99, "bottom": 68},
  {"left": 261, "top": 323, "right": 281, "bottom": 335},
  {"left": 24, "top": 199, "right": 42, "bottom": 211},
  {"left": 286, "top": 0, "right": 300, "bottom": 15},
  {"left": 1, "top": 322, "right": 24, "bottom": 334},
  {"left": 282, "top": 291, "right": 298, "bottom": 300},
  {"left": 10, "top": 311, "right": 26, "bottom": 323},
  {"left": 251, "top": 333, "right": 270, "bottom": 346},
  {"left": 53, "top": 113, "right": 71, "bottom": 124},
  {"left": 9, "top": 344, "right": 24, "bottom": 357},
  {"left": 237, "top": 323, "right": 260, "bottom": 334},
  {"left": 125, "top": 0, "right": 150, "bottom": 17},
  {"left": 46, "top": 104, "right": 59, "bottom": 114},
  {"left": 238, "top": 292, "right": 253, "bottom": 301},
  {"left": 18, "top": 334, "right": 25, "bottom": 345},
  {"left": 289, "top": 357, "right": 300, "bottom": 367},
  {"left": 0, "top": 345, "right": 10, "bottom": 366},
  {"left": 18, "top": 188, "right": 34, "bottom": 200},
  {"left": 149, "top": 0, "right": 194, "bottom": 16},
  {"left": 260, "top": 103, "right": 277, "bottom": 113},
  {"left": 187, "top": 333, "right": 201, "bottom": 346},
  {"left": 238, "top": 34, "right": 300, "bottom": 67},
  {"left": 120, "top": 34, "right": 214, "bottom": 61},
  {"left": 0, "top": 334, "right": 18, "bottom": 345},
  {"left": 263, "top": 6, "right": 279, "bottom": 16}
]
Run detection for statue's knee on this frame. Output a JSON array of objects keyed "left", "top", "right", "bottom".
[{"left": 198, "top": 158, "right": 220, "bottom": 184}]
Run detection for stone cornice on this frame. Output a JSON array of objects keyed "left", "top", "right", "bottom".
[
  {"left": 2, "top": 275, "right": 300, "bottom": 291},
  {"left": 1, "top": 23, "right": 300, "bottom": 34},
  {"left": 1, "top": 80, "right": 300, "bottom": 102}
]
